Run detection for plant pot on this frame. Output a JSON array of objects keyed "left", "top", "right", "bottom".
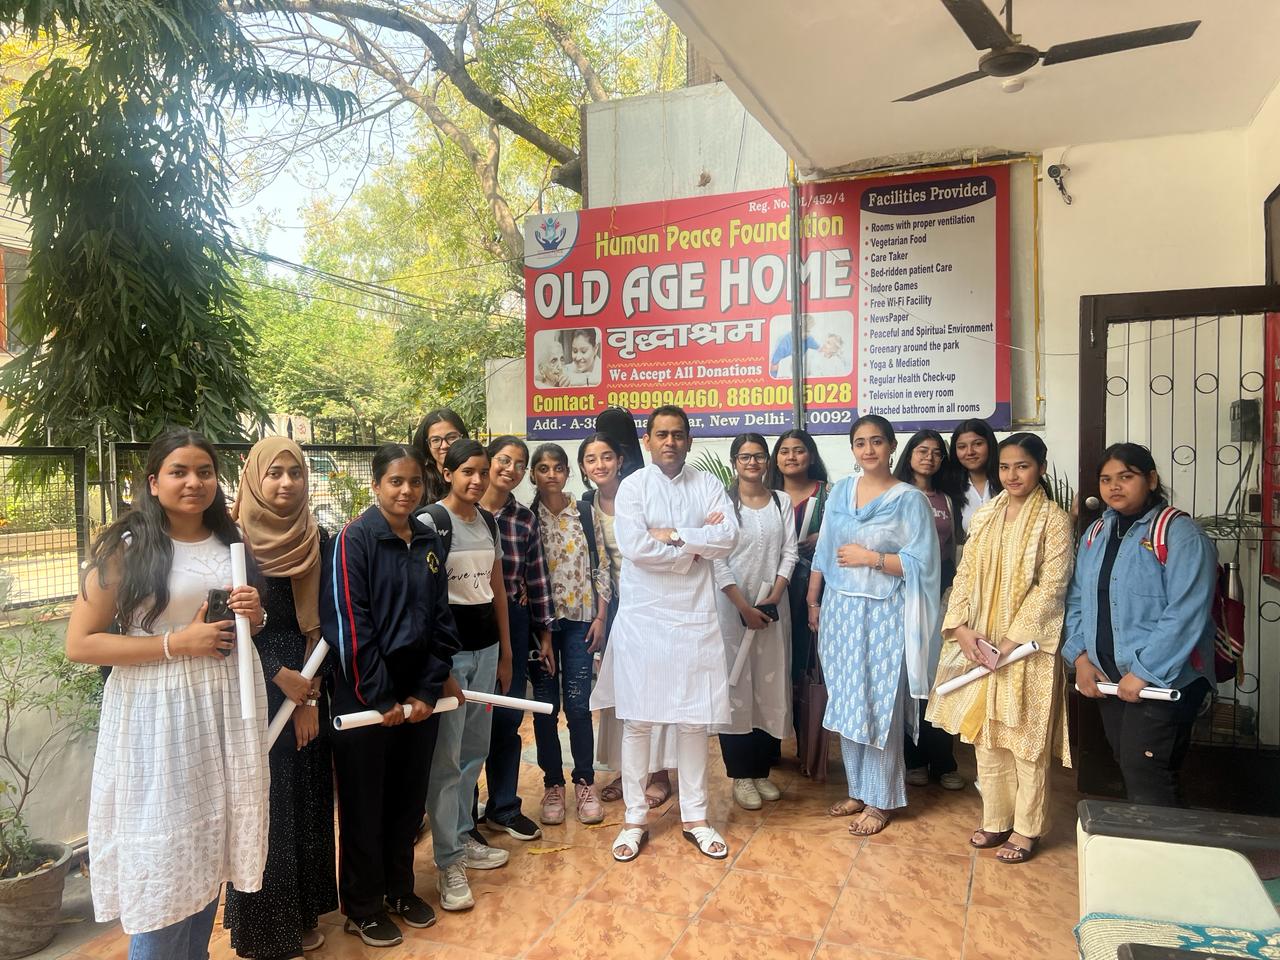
[{"left": 0, "top": 842, "right": 73, "bottom": 960}]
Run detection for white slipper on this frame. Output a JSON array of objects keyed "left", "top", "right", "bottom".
[
  {"left": 682, "top": 825, "right": 728, "bottom": 860},
  {"left": 611, "top": 826, "right": 649, "bottom": 862}
]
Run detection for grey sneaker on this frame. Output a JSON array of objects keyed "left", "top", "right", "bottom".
[
  {"left": 462, "top": 834, "right": 509, "bottom": 870},
  {"left": 436, "top": 862, "right": 475, "bottom": 911}
]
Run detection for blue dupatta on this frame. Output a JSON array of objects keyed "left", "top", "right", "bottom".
[{"left": 814, "top": 477, "right": 941, "bottom": 699}]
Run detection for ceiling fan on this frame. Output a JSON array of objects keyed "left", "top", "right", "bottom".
[{"left": 896, "top": 0, "right": 1200, "bottom": 102}]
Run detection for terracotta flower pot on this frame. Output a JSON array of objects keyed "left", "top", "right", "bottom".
[{"left": 0, "top": 842, "right": 73, "bottom": 960}]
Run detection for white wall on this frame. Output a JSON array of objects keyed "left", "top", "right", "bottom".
[
  {"left": 1246, "top": 76, "right": 1280, "bottom": 279},
  {"left": 1037, "top": 128, "right": 1256, "bottom": 480}
]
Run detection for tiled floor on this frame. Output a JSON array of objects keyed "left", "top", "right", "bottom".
[{"left": 61, "top": 737, "right": 1082, "bottom": 960}]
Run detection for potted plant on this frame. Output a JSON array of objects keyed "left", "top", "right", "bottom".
[{"left": 0, "top": 604, "right": 102, "bottom": 960}]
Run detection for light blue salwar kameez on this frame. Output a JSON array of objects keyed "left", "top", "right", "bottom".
[{"left": 813, "top": 477, "right": 939, "bottom": 810}]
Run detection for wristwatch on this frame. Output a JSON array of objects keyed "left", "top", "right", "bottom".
[
  {"left": 668, "top": 530, "right": 685, "bottom": 547},
  {"left": 874, "top": 552, "right": 886, "bottom": 571}
]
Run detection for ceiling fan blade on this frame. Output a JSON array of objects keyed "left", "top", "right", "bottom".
[
  {"left": 1041, "top": 20, "right": 1200, "bottom": 66},
  {"left": 895, "top": 70, "right": 988, "bottom": 103},
  {"left": 940, "top": 0, "right": 1013, "bottom": 51}
]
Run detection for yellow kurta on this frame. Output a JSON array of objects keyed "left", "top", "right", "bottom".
[{"left": 925, "top": 489, "right": 1074, "bottom": 766}]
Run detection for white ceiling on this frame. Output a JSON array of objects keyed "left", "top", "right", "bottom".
[{"left": 659, "top": 0, "right": 1280, "bottom": 173}]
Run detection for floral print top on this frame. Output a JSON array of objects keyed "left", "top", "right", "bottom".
[{"left": 536, "top": 497, "right": 612, "bottom": 623}]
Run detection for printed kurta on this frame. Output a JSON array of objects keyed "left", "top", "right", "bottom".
[
  {"left": 713, "top": 497, "right": 798, "bottom": 738},
  {"left": 926, "top": 489, "right": 1074, "bottom": 765},
  {"left": 590, "top": 463, "right": 738, "bottom": 726},
  {"left": 812, "top": 479, "right": 940, "bottom": 745}
]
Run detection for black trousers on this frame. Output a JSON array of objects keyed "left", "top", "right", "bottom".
[
  {"left": 903, "top": 700, "right": 957, "bottom": 776},
  {"left": 719, "top": 728, "right": 780, "bottom": 779},
  {"left": 331, "top": 712, "right": 441, "bottom": 919},
  {"left": 1096, "top": 677, "right": 1210, "bottom": 807}
]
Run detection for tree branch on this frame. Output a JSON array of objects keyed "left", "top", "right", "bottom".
[{"left": 539, "top": 10, "right": 606, "bottom": 103}]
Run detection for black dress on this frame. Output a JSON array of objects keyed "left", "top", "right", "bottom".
[{"left": 224, "top": 575, "right": 338, "bottom": 960}]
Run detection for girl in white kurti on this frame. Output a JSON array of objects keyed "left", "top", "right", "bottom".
[
  {"left": 713, "top": 433, "right": 798, "bottom": 811},
  {"left": 589, "top": 409, "right": 738, "bottom": 862},
  {"left": 66, "top": 430, "right": 269, "bottom": 955}
]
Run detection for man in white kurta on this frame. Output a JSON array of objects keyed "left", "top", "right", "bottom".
[{"left": 590, "top": 407, "right": 738, "bottom": 859}]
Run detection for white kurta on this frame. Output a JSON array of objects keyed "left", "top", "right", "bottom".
[
  {"left": 590, "top": 462, "right": 738, "bottom": 725},
  {"left": 713, "top": 497, "right": 799, "bottom": 738}
]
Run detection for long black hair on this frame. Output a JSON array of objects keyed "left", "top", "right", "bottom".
[
  {"left": 727, "top": 432, "right": 777, "bottom": 520},
  {"left": 443, "top": 438, "right": 488, "bottom": 474},
  {"left": 895, "top": 429, "right": 965, "bottom": 518},
  {"left": 577, "top": 432, "right": 624, "bottom": 490},
  {"left": 372, "top": 442, "right": 426, "bottom": 483},
  {"left": 596, "top": 406, "right": 644, "bottom": 480},
  {"left": 411, "top": 408, "right": 468, "bottom": 505},
  {"left": 765, "top": 428, "right": 828, "bottom": 489},
  {"left": 529, "top": 442, "right": 570, "bottom": 509},
  {"left": 84, "top": 428, "right": 244, "bottom": 633},
  {"left": 948, "top": 418, "right": 1002, "bottom": 499},
  {"left": 999, "top": 432, "right": 1053, "bottom": 498},
  {"left": 1098, "top": 442, "right": 1168, "bottom": 509}
]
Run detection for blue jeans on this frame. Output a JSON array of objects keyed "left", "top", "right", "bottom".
[
  {"left": 427, "top": 643, "right": 499, "bottom": 868},
  {"left": 484, "top": 601, "right": 531, "bottom": 824},
  {"left": 128, "top": 896, "right": 219, "bottom": 960},
  {"left": 531, "top": 618, "right": 595, "bottom": 786}
]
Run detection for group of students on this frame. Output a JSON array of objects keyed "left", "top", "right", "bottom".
[{"left": 64, "top": 405, "right": 1220, "bottom": 959}]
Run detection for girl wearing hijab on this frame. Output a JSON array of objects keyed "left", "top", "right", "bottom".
[{"left": 224, "top": 438, "right": 338, "bottom": 959}]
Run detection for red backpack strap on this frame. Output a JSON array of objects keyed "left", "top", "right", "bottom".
[
  {"left": 1148, "top": 507, "right": 1188, "bottom": 566},
  {"left": 1085, "top": 518, "right": 1104, "bottom": 548}
]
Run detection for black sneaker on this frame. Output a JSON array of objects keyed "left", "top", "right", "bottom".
[
  {"left": 487, "top": 812, "right": 542, "bottom": 841},
  {"left": 344, "top": 913, "right": 403, "bottom": 948},
  {"left": 387, "top": 893, "right": 436, "bottom": 929}
]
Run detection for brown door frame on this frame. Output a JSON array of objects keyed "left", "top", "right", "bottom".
[{"left": 1076, "top": 285, "right": 1280, "bottom": 533}]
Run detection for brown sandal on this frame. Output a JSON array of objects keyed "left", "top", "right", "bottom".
[
  {"left": 828, "top": 798, "right": 865, "bottom": 818},
  {"left": 599, "top": 779, "right": 624, "bottom": 803},
  {"left": 970, "top": 828, "right": 1013, "bottom": 849},
  {"left": 849, "top": 806, "right": 890, "bottom": 836},
  {"left": 644, "top": 778, "right": 672, "bottom": 808},
  {"left": 996, "top": 836, "right": 1038, "bottom": 863}
]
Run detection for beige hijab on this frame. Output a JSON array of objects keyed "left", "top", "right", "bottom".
[{"left": 232, "top": 437, "right": 322, "bottom": 642}]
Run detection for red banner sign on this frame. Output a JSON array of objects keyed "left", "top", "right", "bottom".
[{"left": 523, "top": 166, "right": 1011, "bottom": 438}]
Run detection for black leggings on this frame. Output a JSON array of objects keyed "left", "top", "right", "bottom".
[{"left": 1096, "top": 677, "right": 1210, "bottom": 807}]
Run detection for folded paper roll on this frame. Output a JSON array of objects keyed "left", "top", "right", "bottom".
[
  {"left": 230, "top": 543, "right": 255, "bottom": 721},
  {"left": 265, "top": 640, "right": 331, "bottom": 750},
  {"left": 461, "top": 690, "right": 553, "bottom": 715},
  {"left": 333, "top": 696, "right": 460, "bottom": 731},
  {"left": 1077, "top": 682, "right": 1181, "bottom": 702},
  {"left": 934, "top": 641, "right": 1041, "bottom": 696},
  {"left": 728, "top": 583, "right": 775, "bottom": 687}
]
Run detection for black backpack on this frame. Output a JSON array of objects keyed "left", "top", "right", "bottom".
[{"left": 416, "top": 503, "right": 499, "bottom": 562}]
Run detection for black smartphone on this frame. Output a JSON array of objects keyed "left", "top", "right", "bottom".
[
  {"left": 755, "top": 603, "right": 780, "bottom": 622},
  {"left": 205, "top": 588, "right": 232, "bottom": 623}
]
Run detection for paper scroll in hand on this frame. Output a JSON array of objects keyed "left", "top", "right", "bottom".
[
  {"left": 934, "top": 641, "right": 1041, "bottom": 696},
  {"left": 230, "top": 543, "right": 256, "bottom": 721},
  {"left": 265, "top": 640, "right": 331, "bottom": 750}
]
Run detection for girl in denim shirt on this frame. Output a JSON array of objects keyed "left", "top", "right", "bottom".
[{"left": 1063, "top": 443, "right": 1217, "bottom": 807}]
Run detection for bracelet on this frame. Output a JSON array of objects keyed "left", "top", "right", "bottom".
[
  {"left": 808, "top": 602, "right": 821, "bottom": 608},
  {"left": 162, "top": 630, "right": 173, "bottom": 660},
  {"left": 304, "top": 698, "right": 318, "bottom": 708},
  {"left": 874, "top": 552, "right": 886, "bottom": 571}
]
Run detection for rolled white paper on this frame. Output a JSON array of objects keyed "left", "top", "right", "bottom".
[
  {"left": 332, "top": 696, "right": 460, "bottom": 731},
  {"left": 461, "top": 689, "right": 554, "bottom": 715},
  {"left": 728, "top": 583, "right": 774, "bottom": 686},
  {"left": 230, "top": 543, "right": 255, "bottom": 721},
  {"left": 934, "top": 640, "right": 1041, "bottom": 696},
  {"left": 265, "top": 640, "right": 331, "bottom": 750},
  {"left": 1078, "top": 681, "right": 1181, "bottom": 702}
]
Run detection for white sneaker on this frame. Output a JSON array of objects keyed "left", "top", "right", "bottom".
[
  {"left": 462, "top": 834, "right": 509, "bottom": 870},
  {"left": 436, "top": 862, "right": 474, "bottom": 912},
  {"left": 754, "top": 778, "right": 782, "bottom": 801},
  {"left": 733, "top": 778, "right": 763, "bottom": 810}
]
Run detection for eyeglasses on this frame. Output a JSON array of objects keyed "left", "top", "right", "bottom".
[
  {"left": 493, "top": 454, "right": 526, "bottom": 473},
  {"left": 914, "top": 449, "right": 945, "bottom": 460},
  {"left": 427, "top": 433, "right": 462, "bottom": 448},
  {"left": 735, "top": 453, "right": 769, "bottom": 464}
]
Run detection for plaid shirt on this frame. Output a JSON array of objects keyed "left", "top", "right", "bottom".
[{"left": 495, "top": 494, "right": 555, "bottom": 629}]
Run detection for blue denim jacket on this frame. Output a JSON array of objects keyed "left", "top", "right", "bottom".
[{"left": 1062, "top": 502, "right": 1216, "bottom": 689}]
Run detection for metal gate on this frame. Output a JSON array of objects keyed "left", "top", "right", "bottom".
[{"left": 1077, "top": 286, "right": 1280, "bottom": 813}]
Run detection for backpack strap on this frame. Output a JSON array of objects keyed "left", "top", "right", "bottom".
[
  {"left": 1148, "top": 506, "right": 1188, "bottom": 566},
  {"left": 577, "top": 497, "right": 600, "bottom": 572},
  {"left": 417, "top": 504, "right": 453, "bottom": 562},
  {"left": 1085, "top": 518, "right": 1104, "bottom": 548}
]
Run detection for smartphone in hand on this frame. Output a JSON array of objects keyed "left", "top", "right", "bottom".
[
  {"left": 205, "top": 589, "right": 234, "bottom": 657},
  {"left": 975, "top": 637, "right": 1002, "bottom": 670}
]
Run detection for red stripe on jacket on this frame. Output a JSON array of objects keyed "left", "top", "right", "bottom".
[{"left": 340, "top": 528, "right": 364, "bottom": 705}]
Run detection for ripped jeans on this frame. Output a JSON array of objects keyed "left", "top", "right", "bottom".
[{"left": 531, "top": 618, "right": 596, "bottom": 786}]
